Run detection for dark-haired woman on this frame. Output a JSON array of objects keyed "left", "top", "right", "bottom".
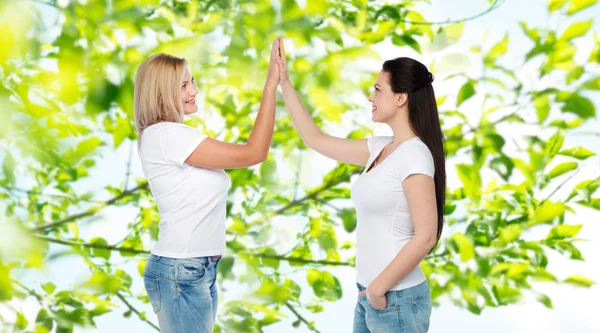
[{"left": 275, "top": 42, "right": 445, "bottom": 333}]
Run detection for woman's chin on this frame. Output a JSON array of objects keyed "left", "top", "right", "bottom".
[{"left": 184, "top": 106, "right": 198, "bottom": 115}]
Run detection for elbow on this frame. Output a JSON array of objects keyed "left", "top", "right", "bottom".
[
  {"left": 416, "top": 233, "right": 438, "bottom": 252},
  {"left": 303, "top": 132, "right": 324, "bottom": 150},
  {"left": 244, "top": 148, "right": 268, "bottom": 166},
  {"left": 255, "top": 151, "right": 268, "bottom": 164}
]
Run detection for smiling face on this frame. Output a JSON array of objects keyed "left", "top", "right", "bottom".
[
  {"left": 180, "top": 68, "right": 199, "bottom": 115},
  {"left": 368, "top": 71, "right": 407, "bottom": 124}
]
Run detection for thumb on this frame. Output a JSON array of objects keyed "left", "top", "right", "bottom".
[{"left": 358, "top": 290, "right": 366, "bottom": 296}]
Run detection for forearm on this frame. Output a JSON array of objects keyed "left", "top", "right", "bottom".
[
  {"left": 370, "top": 235, "right": 436, "bottom": 296},
  {"left": 280, "top": 79, "right": 323, "bottom": 147},
  {"left": 246, "top": 86, "right": 277, "bottom": 160}
]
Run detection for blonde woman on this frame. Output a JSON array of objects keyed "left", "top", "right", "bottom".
[{"left": 134, "top": 38, "right": 282, "bottom": 333}]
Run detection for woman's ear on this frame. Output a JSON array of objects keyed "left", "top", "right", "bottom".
[{"left": 397, "top": 93, "right": 408, "bottom": 108}]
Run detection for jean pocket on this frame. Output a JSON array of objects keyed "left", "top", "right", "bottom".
[
  {"left": 144, "top": 277, "right": 161, "bottom": 313},
  {"left": 410, "top": 292, "right": 432, "bottom": 333},
  {"left": 177, "top": 261, "right": 208, "bottom": 291},
  {"left": 363, "top": 292, "right": 398, "bottom": 314}
]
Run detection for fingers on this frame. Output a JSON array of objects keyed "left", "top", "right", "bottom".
[
  {"left": 279, "top": 36, "right": 286, "bottom": 58},
  {"left": 358, "top": 290, "right": 366, "bottom": 296},
  {"left": 270, "top": 38, "right": 278, "bottom": 58}
]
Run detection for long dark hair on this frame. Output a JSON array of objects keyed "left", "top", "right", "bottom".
[{"left": 382, "top": 57, "right": 446, "bottom": 246}]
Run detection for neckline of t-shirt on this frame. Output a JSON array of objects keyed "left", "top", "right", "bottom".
[
  {"left": 364, "top": 136, "right": 420, "bottom": 175},
  {"left": 145, "top": 121, "right": 182, "bottom": 131}
]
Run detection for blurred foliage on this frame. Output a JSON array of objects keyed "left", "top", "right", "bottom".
[{"left": 1, "top": 0, "right": 599, "bottom": 332}]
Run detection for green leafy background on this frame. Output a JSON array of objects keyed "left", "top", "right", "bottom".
[{"left": 1, "top": 0, "right": 599, "bottom": 332}]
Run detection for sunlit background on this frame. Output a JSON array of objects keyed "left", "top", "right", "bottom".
[{"left": 1, "top": 0, "right": 599, "bottom": 332}]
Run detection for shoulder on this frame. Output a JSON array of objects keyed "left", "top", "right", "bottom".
[
  {"left": 367, "top": 136, "right": 393, "bottom": 152},
  {"left": 397, "top": 137, "right": 432, "bottom": 156}
]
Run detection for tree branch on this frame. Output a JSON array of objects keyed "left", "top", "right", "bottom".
[
  {"left": 34, "top": 183, "right": 149, "bottom": 232},
  {"left": 285, "top": 302, "right": 321, "bottom": 333},
  {"left": 116, "top": 292, "right": 160, "bottom": 332},
  {"left": 247, "top": 252, "right": 353, "bottom": 267},
  {"left": 398, "top": 0, "right": 505, "bottom": 26},
  {"left": 36, "top": 236, "right": 354, "bottom": 267},
  {"left": 539, "top": 164, "right": 585, "bottom": 205},
  {"left": 274, "top": 169, "right": 361, "bottom": 216},
  {"left": 35, "top": 235, "right": 150, "bottom": 255},
  {"left": 29, "top": 0, "right": 60, "bottom": 9}
]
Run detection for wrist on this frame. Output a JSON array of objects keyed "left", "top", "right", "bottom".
[
  {"left": 264, "top": 83, "right": 277, "bottom": 92},
  {"left": 369, "top": 281, "right": 386, "bottom": 297},
  {"left": 279, "top": 78, "right": 292, "bottom": 88}
]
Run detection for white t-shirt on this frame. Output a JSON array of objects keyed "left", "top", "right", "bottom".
[
  {"left": 139, "top": 122, "right": 230, "bottom": 258},
  {"left": 351, "top": 136, "right": 435, "bottom": 290}
]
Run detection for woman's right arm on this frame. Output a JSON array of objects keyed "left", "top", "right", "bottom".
[
  {"left": 184, "top": 39, "right": 281, "bottom": 170},
  {"left": 277, "top": 38, "right": 370, "bottom": 166}
]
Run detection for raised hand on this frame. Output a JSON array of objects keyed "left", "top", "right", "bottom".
[
  {"left": 275, "top": 37, "right": 289, "bottom": 85},
  {"left": 265, "top": 38, "right": 281, "bottom": 90}
]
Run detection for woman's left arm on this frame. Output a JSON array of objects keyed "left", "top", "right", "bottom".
[{"left": 360, "top": 174, "right": 438, "bottom": 307}]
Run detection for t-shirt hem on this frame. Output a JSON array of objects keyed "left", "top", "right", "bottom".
[
  {"left": 150, "top": 248, "right": 225, "bottom": 259},
  {"left": 401, "top": 169, "right": 435, "bottom": 182},
  {"left": 356, "top": 276, "right": 426, "bottom": 291}
]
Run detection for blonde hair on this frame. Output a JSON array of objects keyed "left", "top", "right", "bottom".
[{"left": 133, "top": 53, "right": 188, "bottom": 146}]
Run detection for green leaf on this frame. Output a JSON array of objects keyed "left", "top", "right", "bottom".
[
  {"left": 545, "top": 130, "right": 565, "bottom": 159},
  {"left": 14, "top": 312, "right": 28, "bottom": 330},
  {"left": 444, "top": 202, "right": 457, "bottom": 215},
  {"left": 548, "top": 161, "right": 578, "bottom": 178},
  {"left": 564, "top": 274, "right": 595, "bottom": 287},
  {"left": 2, "top": 152, "right": 15, "bottom": 186},
  {"left": 534, "top": 95, "right": 550, "bottom": 123},
  {"left": 497, "top": 225, "right": 523, "bottom": 247},
  {"left": 581, "top": 77, "right": 600, "bottom": 90},
  {"left": 492, "top": 284, "right": 521, "bottom": 305},
  {"left": 259, "top": 248, "right": 280, "bottom": 270},
  {"left": 547, "top": 224, "right": 583, "bottom": 240},
  {"left": 306, "top": 269, "right": 343, "bottom": 301},
  {"left": 450, "top": 233, "right": 475, "bottom": 262},
  {"left": 519, "top": 22, "right": 540, "bottom": 42},
  {"left": 90, "top": 237, "right": 111, "bottom": 260},
  {"left": 35, "top": 309, "right": 53, "bottom": 330},
  {"left": 566, "top": 66, "right": 584, "bottom": 83},
  {"left": 566, "top": 0, "right": 598, "bottom": 15},
  {"left": 217, "top": 257, "right": 235, "bottom": 279},
  {"left": 578, "top": 198, "right": 600, "bottom": 211},
  {"left": 456, "top": 164, "right": 482, "bottom": 201},
  {"left": 548, "top": 0, "right": 568, "bottom": 11},
  {"left": 457, "top": 81, "right": 476, "bottom": 106},
  {"left": 561, "top": 94, "right": 596, "bottom": 118},
  {"left": 536, "top": 294, "right": 553, "bottom": 308},
  {"left": 259, "top": 157, "right": 276, "bottom": 186},
  {"left": 558, "top": 147, "right": 596, "bottom": 160},
  {"left": 484, "top": 34, "right": 508, "bottom": 65},
  {"left": 533, "top": 201, "right": 566, "bottom": 224},
  {"left": 391, "top": 34, "right": 422, "bottom": 53},
  {"left": 338, "top": 208, "right": 357, "bottom": 232},
  {"left": 42, "top": 282, "right": 56, "bottom": 294},
  {"left": 63, "top": 137, "right": 104, "bottom": 165},
  {"left": 559, "top": 20, "right": 593, "bottom": 41}
]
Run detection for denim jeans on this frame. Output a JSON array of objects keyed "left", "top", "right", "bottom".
[
  {"left": 143, "top": 254, "right": 221, "bottom": 333},
  {"left": 353, "top": 281, "right": 432, "bottom": 333}
]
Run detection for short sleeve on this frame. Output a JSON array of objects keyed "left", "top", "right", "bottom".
[
  {"left": 159, "top": 123, "right": 207, "bottom": 166},
  {"left": 367, "top": 136, "right": 393, "bottom": 153},
  {"left": 396, "top": 141, "right": 435, "bottom": 182}
]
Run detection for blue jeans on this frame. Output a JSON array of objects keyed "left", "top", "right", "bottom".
[
  {"left": 143, "top": 254, "right": 221, "bottom": 333},
  {"left": 353, "top": 281, "right": 432, "bottom": 333}
]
